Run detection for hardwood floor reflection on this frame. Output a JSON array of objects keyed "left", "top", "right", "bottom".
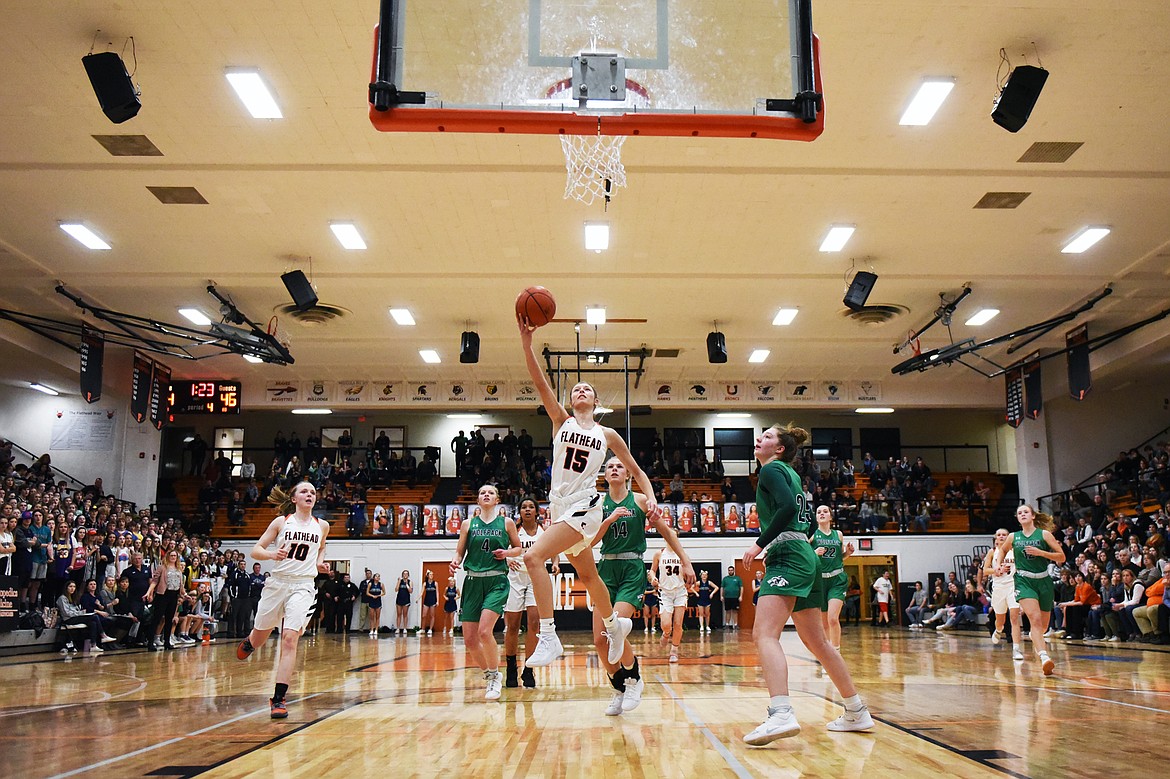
[{"left": 2, "top": 626, "right": 1167, "bottom": 778}]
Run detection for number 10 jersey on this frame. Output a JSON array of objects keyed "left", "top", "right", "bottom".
[{"left": 273, "top": 514, "right": 324, "bottom": 578}]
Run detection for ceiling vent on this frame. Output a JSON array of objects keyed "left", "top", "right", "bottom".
[
  {"left": 91, "top": 134, "right": 163, "bottom": 156},
  {"left": 974, "top": 192, "right": 1030, "bottom": 209},
  {"left": 147, "top": 186, "right": 208, "bottom": 204},
  {"left": 275, "top": 302, "right": 350, "bottom": 325},
  {"left": 654, "top": 348, "right": 680, "bottom": 358},
  {"left": 839, "top": 304, "right": 909, "bottom": 326},
  {"left": 1017, "top": 141, "right": 1083, "bottom": 163}
]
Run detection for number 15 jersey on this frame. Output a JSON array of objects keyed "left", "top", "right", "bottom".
[
  {"left": 273, "top": 514, "right": 324, "bottom": 578},
  {"left": 550, "top": 416, "right": 608, "bottom": 502}
]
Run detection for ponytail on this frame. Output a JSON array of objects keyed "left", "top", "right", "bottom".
[
  {"left": 269, "top": 480, "right": 314, "bottom": 516},
  {"left": 1035, "top": 511, "right": 1055, "bottom": 533},
  {"left": 768, "top": 423, "right": 810, "bottom": 463}
]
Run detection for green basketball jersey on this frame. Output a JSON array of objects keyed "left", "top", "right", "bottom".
[
  {"left": 813, "top": 527, "right": 843, "bottom": 572},
  {"left": 464, "top": 514, "right": 509, "bottom": 573},
  {"left": 601, "top": 491, "right": 647, "bottom": 556},
  {"left": 1012, "top": 528, "right": 1048, "bottom": 575},
  {"left": 757, "top": 460, "right": 811, "bottom": 537}
]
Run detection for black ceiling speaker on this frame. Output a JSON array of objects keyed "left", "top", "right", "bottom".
[
  {"left": 82, "top": 52, "right": 141, "bottom": 124},
  {"left": 992, "top": 65, "right": 1049, "bottom": 133},
  {"left": 280, "top": 270, "right": 318, "bottom": 311},
  {"left": 843, "top": 271, "right": 878, "bottom": 311},
  {"left": 706, "top": 331, "right": 728, "bottom": 363},
  {"left": 628, "top": 405, "right": 652, "bottom": 416},
  {"left": 459, "top": 331, "right": 480, "bottom": 363}
]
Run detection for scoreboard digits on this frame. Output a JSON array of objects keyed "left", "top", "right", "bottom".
[{"left": 168, "top": 380, "right": 243, "bottom": 415}]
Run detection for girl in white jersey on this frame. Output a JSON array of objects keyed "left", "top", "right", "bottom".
[
  {"left": 518, "top": 315, "right": 660, "bottom": 668},
  {"left": 983, "top": 528, "right": 1024, "bottom": 661},
  {"left": 502, "top": 496, "right": 559, "bottom": 688},
  {"left": 650, "top": 547, "right": 689, "bottom": 662},
  {"left": 236, "top": 481, "right": 330, "bottom": 719}
]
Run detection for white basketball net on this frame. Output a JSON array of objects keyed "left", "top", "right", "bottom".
[{"left": 561, "top": 132, "right": 627, "bottom": 206}]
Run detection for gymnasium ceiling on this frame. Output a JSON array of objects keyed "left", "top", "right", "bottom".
[{"left": 1, "top": 0, "right": 1169, "bottom": 411}]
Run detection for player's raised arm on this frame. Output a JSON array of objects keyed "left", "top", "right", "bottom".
[{"left": 518, "top": 316, "right": 569, "bottom": 428}]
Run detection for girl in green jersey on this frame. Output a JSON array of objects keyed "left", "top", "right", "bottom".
[
  {"left": 812, "top": 505, "right": 854, "bottom": 651},
  {"left": 741, "top": 424, "right": 872, "bottom": 746},
  {"left": 592, "top": 456, "right": 695, "bottom": 716},
  {"left": 994, "top": 504, "right": 1065, "bottom": 676},
  {"left": 450, "top": 484, "right": 521, "bottom": 701}
]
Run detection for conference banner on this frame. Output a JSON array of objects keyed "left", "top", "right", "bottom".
[
  {"left": 1023, "top": 356, "right": 1043, "bottom": 420},
  {"left": 1067, "top": 324, "right": 1091, "bottom": 400},
  {"left": 1005, "top": 367, "right": 1024, "bottom": 428},
  {"left": 79, "top": 324, "right": 104, "bottom": 403},
  {"left": 130, "top": 351, "right": 152, "bottom": 423},
  {"left": 149, "top": 361, "right": 171, "bottom": 430}
]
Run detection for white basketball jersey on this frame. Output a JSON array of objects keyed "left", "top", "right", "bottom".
[
  {"left": 273, "top": 514, "right": 324, "bottom": 578},
  {"left": 509, "top": 524, "right": 543, "bottom": 586},
  {"left": 657, "top": 550, "right": 684, "bottom": 592},
  {"left": 992, "top": 549, "right": 1015, "bottom": 589},
  {"left": 550, "top": 417, "right": 608, "bottom": 500}
]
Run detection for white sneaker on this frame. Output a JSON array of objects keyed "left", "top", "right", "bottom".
[
  {"left": 427, "top": 629, "right": 433, "bottom": 636},
  {"left": 826, "top": 705, "right": 874, "bottom": 732},
  {"left": 526, "top": 632, "right": 564, "bottom": 667},
  {"left": 668, "top": 648, "right": 679, "bottom": 663},
  {"left": 744, "top": 706, "right": 801, "bottom": 745},
  {"left": 1012, "top": 646, "right": 1024, "bottom": 661},
  {"left": 991, "top": 630, "right": 1003, "bottom": 645},
  {"left": 101, "top": 634, "right": 116, "bottom": 644},
  {"left": 1107, "top": 636, "right": 1121, "bottom": 642},
  {"left": 1043, "top": 629, "right": 1054, "bottom": 638},
  {"left": 484, "top": 670, "right": 502, "bottom": 701},
  {"left": 605, "top": 617, "right": 633, "bottom": 665},
  {"left": 622, "top": 676, "right": 644, "bottom": 712},
  {"left": 90, "top": 644, "right": 104, "bottom": 653},
  {"left": 605, "top": 691, "right": 625, "bottom": 716}
]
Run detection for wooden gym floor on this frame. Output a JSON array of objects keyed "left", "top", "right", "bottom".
[{"left": 1, "top": 626, "right": 1166, "bottom": 779}]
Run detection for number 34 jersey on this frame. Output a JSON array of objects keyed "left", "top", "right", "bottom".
[
  {"left": 273, "top": 514, "right": 325, "bottom": 578},
  {"left": 550, "top": 417, "right": 609, "bottom": 501}
]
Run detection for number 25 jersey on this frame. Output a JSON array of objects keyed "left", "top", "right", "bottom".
[
  {"left": 273, "top": 514, "right": 324, "bottom": 578},
  {"left": 550, "top": 417, "right": 608, "bottom": 502}
]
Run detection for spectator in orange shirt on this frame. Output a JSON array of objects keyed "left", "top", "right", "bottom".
[
  {"left": 1058, "top": 571, "right": 1101, "bottom": 640},
  {"left": 1132, "top": 566, "right": 1166, "bottom": 642}
]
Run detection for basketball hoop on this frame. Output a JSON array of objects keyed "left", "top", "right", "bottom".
[
  {"left": 548, "top": 78, "right": 648, "bottom": 207},
  {"left": 561, "top": 130, "right": 627, "bottom": 207},
  {"left": 267, "top": 316, "right": 291, "bottom": 351}
]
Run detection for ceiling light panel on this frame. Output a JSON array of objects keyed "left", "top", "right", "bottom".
[
  {"left": 59, "top": 223, "right": 111, "bottom": 250},
  {"left": 330, "top": 223, "right": 367, "bottom": 250},
  {"left": 389, "top": 309, "right": 415, "bottom": 326},
  {"left": 772, "top": 308, "right": 799, "bottom": 326},
  {"left": 899, "top": 79, "right": 955, "bottom": 125},
  {"left": 819, "top": 225, "right": 854, "bottom": 252},
  {"left": 1062, "top": 227, "right": 1110, "bottom": 254},
  {"left": 225, "top": 70, "right": 282, "bottom": 119}
]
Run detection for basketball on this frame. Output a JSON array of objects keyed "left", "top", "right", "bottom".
[{"left": 516, "top": 286, "right": 556, "bottom": 327}]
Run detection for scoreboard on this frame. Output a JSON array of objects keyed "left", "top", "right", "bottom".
[{"left": 168, "top": 380, "right": 242, "bottom": 415}]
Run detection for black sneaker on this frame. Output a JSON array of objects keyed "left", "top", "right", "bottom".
[
  {"left": 505, "top": 665, "right": 519, "bottom": 688},
  {"left": 521, "top": 667, "right": 536, "bottom": 688},
  {"left": 270, "top": 697, "right": 288, "bottom": 719}
]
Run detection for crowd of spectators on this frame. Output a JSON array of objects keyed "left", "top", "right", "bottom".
[
  {"left": 905, "top": 498, "right": 1170, "bottom": 644},
  {"left": 2, "top": 442, "right": 270, "bottom": 653}
]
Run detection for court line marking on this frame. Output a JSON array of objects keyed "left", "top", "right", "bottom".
[
  {"left": 656, "top": 674, "right": 755, "bottom": 779},
  {"left": 1040, "top": 687, "right": 1170, "bottom": 715}
]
